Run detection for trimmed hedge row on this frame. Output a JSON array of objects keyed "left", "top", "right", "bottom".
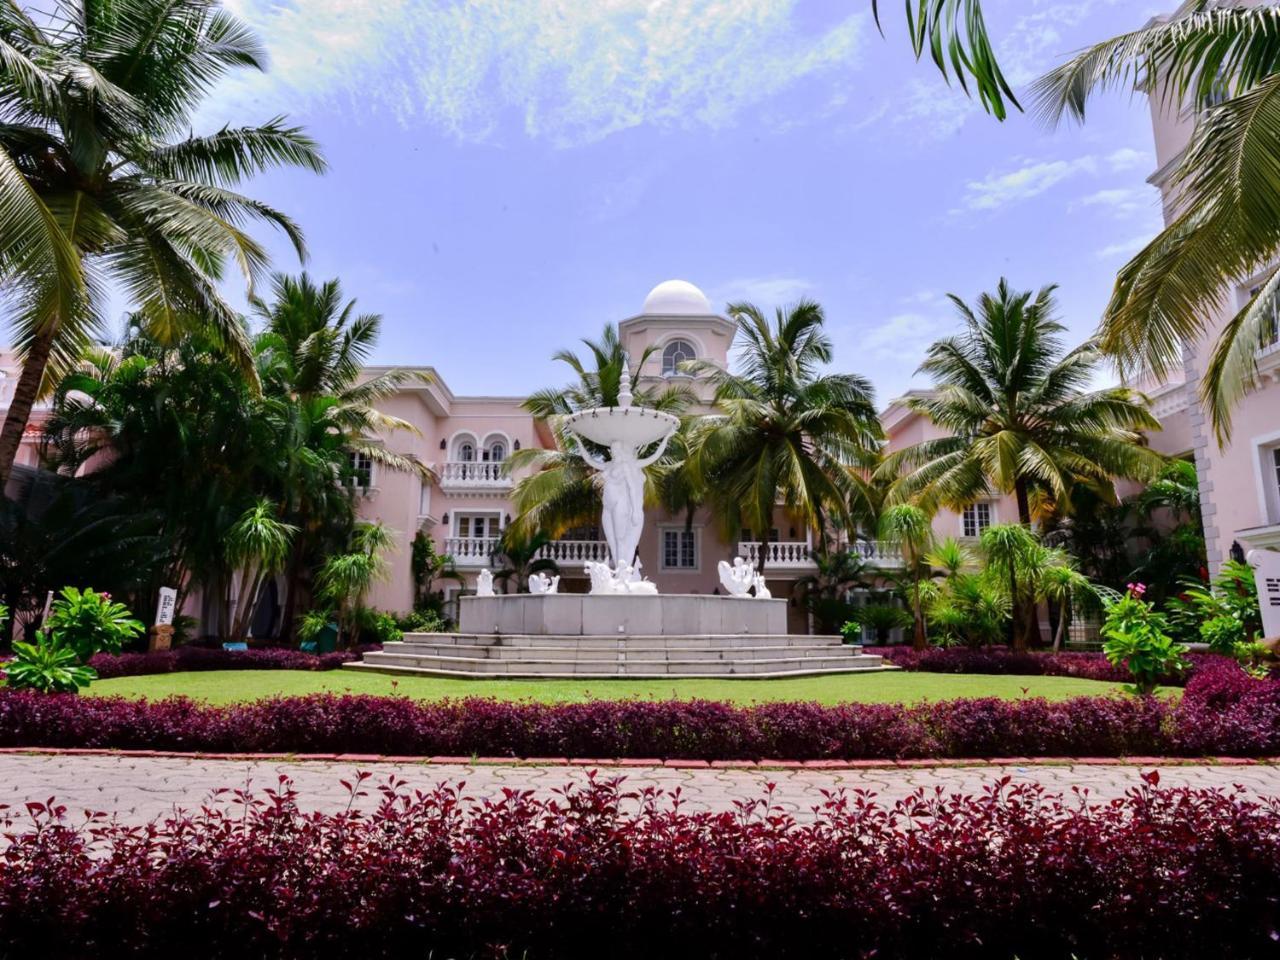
[
  {"left": 1, "top": 659, "right": 1276, "bottom": 760},
  {"left": 867, "top": 644, "right": 1225, "bottom": 685},
  {"left": 3, "top": 773, "right": 1279, "bottom": 958},
  {"left": 88, "top": 645, "right": 376, "bottom": 678}
]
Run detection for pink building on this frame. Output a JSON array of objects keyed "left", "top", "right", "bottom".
[
  {"left": 1140, "top": 34, "right": 1280, "bottom": 566},
  {"left": 353, "top": 280, "right": 902, "bottom": 634}
]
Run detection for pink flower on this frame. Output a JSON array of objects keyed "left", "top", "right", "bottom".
[{"left": 1126, "top": 582, "right": 1147, "bottom": 598}]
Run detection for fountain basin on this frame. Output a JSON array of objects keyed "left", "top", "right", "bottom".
[
  {"left": 561, "top": 405, "right": 680, "bottom": 448},
  {"left": 460, "top": 594, "right": 787, "bottom": 636}
]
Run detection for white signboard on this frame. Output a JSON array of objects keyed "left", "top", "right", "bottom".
[
  {"left": 1248, "top": 550, "right": 1280, "bottom": 640},
  {"left": 154, "top": 587, "right": 178, "bottom": 627}
]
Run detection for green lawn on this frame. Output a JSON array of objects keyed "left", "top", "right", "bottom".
[{"left": 89, "top": 669, "right": 1134, "bottom": 706}]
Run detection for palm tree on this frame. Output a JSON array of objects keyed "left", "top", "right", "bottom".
[
  {"left": 1029, "top": 2, "right": 1280, "bottom": 440},
  {"left": 794, "top": 549, "right": 873, "bottom": 634},
  {"left": 878, "top": 280, "right": 1165, "bottom": 525},
  {"left": 252, "top": 273, "right": 429, "bottom": 636},
  {"left": 224, "top": 499, "right": 295, "bottom": 644},
  {"left": 315, "top": 521, "right": 395, "bottom": 647},
  {"left": 0, "top": 0, "right": 325, "bottom": 487},
  {"left": 979, "top": 522, "right": 1086, "bottom": 652},
  {"left": 508, "top": 324, "right": 692, "bottom": 539},
  {"left": 878, "top": 504, "right": 933, "bottom": 650},
  {"left": 686, "top": 300, "right": 883, "bottom": 573},
  {"left": 490, "top": 528, "right": 560, "bottom": 594}
]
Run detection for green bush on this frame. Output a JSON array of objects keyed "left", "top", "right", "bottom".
[
  {"left": 1200, "top": 614, "right": 1246, "bottom": 655},
  {"left": 5, "top": 639, "right": 97, "bottom": 693},
  {"left": 395, "top": 610, "right": 448, "bottom": 633},
  {"left": 1101, "top": 585, "right": 1187, "bottom": 696},
  {"left": 45, "top": 587, "right": 144, "bottom": 662},
  {"left": 848, "top": 604, "right": 913, "bottom": 644},
  {"left": 358, "top": 610, "right": 402, "bottom": 646}
]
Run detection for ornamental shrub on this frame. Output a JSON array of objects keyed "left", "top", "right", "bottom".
[
  {"left": 88, "top": 646, "right": 371, "bottom": 679},
  {"left": 45, "top": 586, "right": 145, "bottom": 662},
  {"left": 3, "top": 639, "right": 96, "bottom": 693},
  {"left": 1, "top": 774, "right": 1279, "bottom": 959},
  {"left": 1102, "top": 585, "right": 1188, "bottom": 695}
]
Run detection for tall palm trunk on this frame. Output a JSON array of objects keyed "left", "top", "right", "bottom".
[
  {"left": 0, "top": 327, "right": 56, "bottom": 489},
  {"left": 1010, "top": 479, "right": 1042, "bottom": 651},
  {"left": 279, "top": 527, "right": 309, "bottom": 643}
]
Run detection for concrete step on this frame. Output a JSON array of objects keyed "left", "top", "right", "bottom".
[
  {"left": 354, "top": 652, "right": 884, "bottom": 677},
  {"left": 374, "top": 643, "right": 859, "bottom": 663},
  {"left": 399, "top": 633, "right": 848, "bottom": 650},
  {"left": 345, "top": 658, "right": 891, "bottom": 680}
]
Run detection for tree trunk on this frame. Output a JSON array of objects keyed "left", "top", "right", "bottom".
[
  {"left": 911, "top": 582, "right": 927, "bottom": 652},
  {"left": 1010, "top": 478, "right": 1042, "bottom": 650},
  {"left": 1052, "top": 601, "right": 1069, "bottom": 653},
  {"left": 1014, "top": 479, "right": 1032, "bottom": 526},
  {"left": 0, "top": 327, "right": 56, "bottom": 490},
  {"left": 279, "top": 530, "right": 308, "bottom": 644},
  {"left": 756, "top": 527, "right": 770, "bottom": 575}
]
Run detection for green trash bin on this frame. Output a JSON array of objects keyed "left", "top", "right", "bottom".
[{"left": 300, "top": 622, "right": 339, "bottom": 654}]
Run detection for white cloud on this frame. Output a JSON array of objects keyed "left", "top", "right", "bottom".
[
  {"left": 1106, "top": 147, "right": 1152, "bottom": 172},
  {"left": 711, "top": 276, "right": 814, "bottom": 307},
  {"left": 208, "top": 0, "right": 869, "bottom": 146},
  {"left": 959, "top": 156, "right": 1099, "bottom": 211},
  {"left": 1075, "top": 187, "right": 1153, "bottom": 217},
  {"left": 1095, "top": 234, "right": 1154, "bottom": 260}
]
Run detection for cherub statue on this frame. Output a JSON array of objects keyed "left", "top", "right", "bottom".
[{"left": 476, "top": 568, "right": 494, "bottom": 597}]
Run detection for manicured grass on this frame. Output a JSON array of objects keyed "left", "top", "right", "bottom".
[{"left": 89, "top": 669, "right": 1136, "bottom": 706}]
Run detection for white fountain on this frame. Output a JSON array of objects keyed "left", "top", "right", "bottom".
[{"left": 351, "top": 351, "right": 887, "bottom": 677}]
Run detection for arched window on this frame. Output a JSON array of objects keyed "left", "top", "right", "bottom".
[
  {"left": 457, "top": 441, "right": 475, "bottom": 462},
  {"left": 485, "top": 441, "right": 506, "bottom": 463},
  {"left": 661, "top": 339, "right": 697, "bottom": 376}
]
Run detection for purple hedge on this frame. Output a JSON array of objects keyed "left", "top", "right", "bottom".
[
  {"left": 0, "top": 658, "right": 1275, "bottom": 759},
  {"left": 2, "top": 774, "right": 1279, "bottom": 958},
  {"left": 88, "top": 646, "right": 377, "bottom": 678},
  {"left": 867, "top": 645, "right": 1233, "bottom": 687}
]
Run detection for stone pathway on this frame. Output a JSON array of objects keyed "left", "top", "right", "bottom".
[{"left": 3, "top": 754, "right": 1279, "bottom": 824}]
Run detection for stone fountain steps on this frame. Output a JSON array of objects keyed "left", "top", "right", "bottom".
[{"left": 347, "top": 633, "right": 890, "bottom": 679}]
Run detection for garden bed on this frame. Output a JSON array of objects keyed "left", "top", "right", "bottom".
[
  {"left": 3, "top": 660, "right": 1276, "bottom": 760},
  {"left": 87, "top": 645, "right": 379, "bottom": 678},
  {"left": 2, "top": 771, "right": 1277, "bottom": 958},
  {"left": 866, "top": 645, "right": 1230, "bottom": 686}
]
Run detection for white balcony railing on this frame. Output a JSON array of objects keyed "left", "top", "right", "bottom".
[
  {"left": 738, "top": 540, "right": 904, "bottom": 570},
  {"left": 535, "top": 539, "right": 610, "bottom": 565},
  {"left": 443, "top": 536, "right": 500, "bottom": 567},
  {"left": 437, "top": 460, "right": 512, "bottom": 492},
  {"left": 737, "top": 541, "right": 814, "bottom": 570}
]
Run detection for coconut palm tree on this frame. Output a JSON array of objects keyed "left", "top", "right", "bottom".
[
  {"left": 878, "top": 504, "right": 933, "bottom": 650},
  {"left": 1031, "top": 2, "right": 1280, "bottom": 440},
  {"left": 252, "top": 273, "right": 429, "bottom": 636},
  {"left": 224, "top": 499, "right": 295, "bottom": 644},
  {"left": 508, "top": 324, "right": 692, "bottom": 540},
  {"left": 878, "top": 280, "right": 1165, "bottom": 525},
  {"left": 0, "top": 0, "right": 325, "bottom": 487},
  {"left": 686, "top": 300, "right": 883, "bottom": 573}
]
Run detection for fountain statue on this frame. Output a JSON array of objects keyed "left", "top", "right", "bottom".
[
  {"left": 562, "top": 357, "right": 679, "bottom": 595},
  {"left": 528, "top": 572, "right": 560, "bottom": 595}
]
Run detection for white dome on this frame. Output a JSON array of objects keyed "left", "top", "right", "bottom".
[{"left": 641, "top": 279, "right": 713, "bottom": 316}]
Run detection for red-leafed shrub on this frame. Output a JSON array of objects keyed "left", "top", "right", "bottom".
[
  {"left": 88, "top": 645, "right": 377, "bottom": 678},
  {"left": 2, "top": 773, "right": 1278, "bottom": 959},
  {"left": 868, "top": 645, "right": 1234, "bottom": 686},
  {"left": 1, "top": 659, "right": 1277, "bottom": 761}
]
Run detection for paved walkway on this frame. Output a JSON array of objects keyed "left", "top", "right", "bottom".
[{"left": 4, "top": 754, "right": 1280, "bottom": 823}]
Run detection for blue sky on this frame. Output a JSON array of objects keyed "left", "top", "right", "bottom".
[{"left": 202, "top": 0, "right": 1169, "bottom": 405}]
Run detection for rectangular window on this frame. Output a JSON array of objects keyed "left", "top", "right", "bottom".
[
  {"left": 662, "top": 528, "right": 697, "bottom": 570},
  {"left": 347, "top": 451, "right": 373, "bottom": 489},
  {"left": 456, "top": 513, "right": 500, "bottom": 540},
  {"left": 1274, "top": 447, "right": 1280, "bottom": 510},
  {"left": 962, "top": 502, "right": 992, "bottom": 538}
]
